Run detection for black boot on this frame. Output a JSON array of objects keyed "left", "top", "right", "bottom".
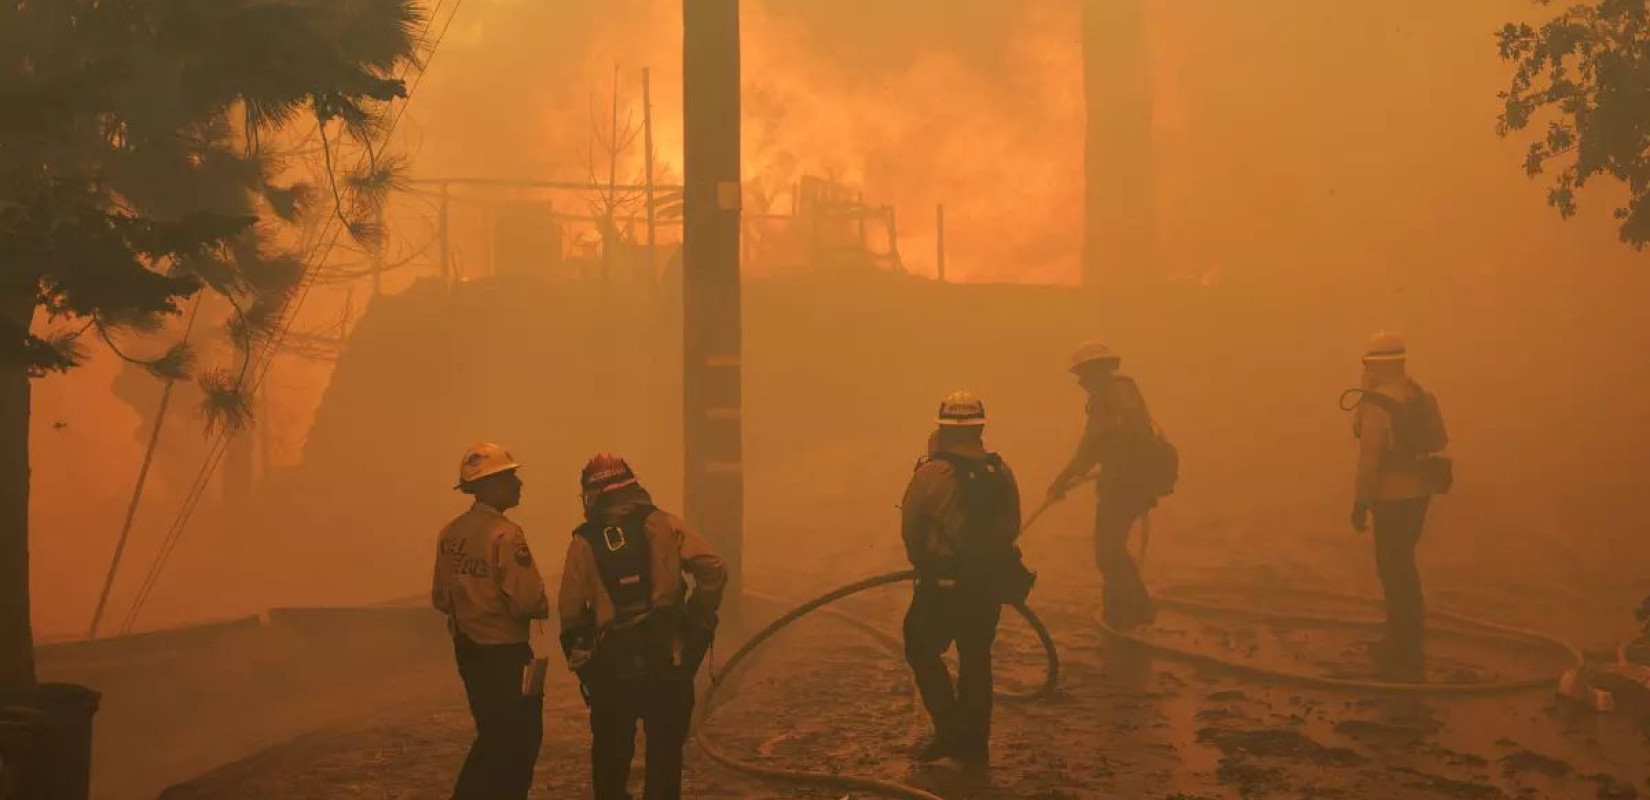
[{"left": 914, "top": 734, "right": 955, "bottom": 763}]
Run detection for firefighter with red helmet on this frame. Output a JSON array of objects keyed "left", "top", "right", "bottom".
[{"left": 558, "top": 454, "right": 726, "bottom": 800}]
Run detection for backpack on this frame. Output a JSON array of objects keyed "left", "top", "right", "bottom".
[
  {"left": 1356, "top": 383, "right": 1448, "bottom": 456},
  {"left": 573, "top": 506, "right": 675, "bottom": 680},
  {"left": 1098, "top": 376, "right": 1178, "bottom": 499},
  {"left": 1354, "top": 383, "right": 1453, "bottom": 494},
  {"left": 1139, "top": 427, "right": 1180, "bottom": 499},
  {"left": 924, "top": 452, "right": 1035, "bottom": 605}
]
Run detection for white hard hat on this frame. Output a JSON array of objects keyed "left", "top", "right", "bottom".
[
  {"left": 1362, "top": 331, "right": 1407, "bottom": 363},
  {"left": 1069, "top": 341, "right": 1121, "bottom": 373},
  {"left": 456, "top": 442, "right": 520, "bottom": 488},
  {"left": 936, "top": 390, "right": 987, "bottom": 426}
]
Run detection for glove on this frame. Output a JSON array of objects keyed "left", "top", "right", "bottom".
[
  {"left": 1350, "top": 502, "right": 1370, "bottom": 533},
  {"left": 1046, "top": 474, "right": 1073, "bottom": 502},
  {"left": 560, "top": 628, "right": 593, "bottom": 661},
  {"left": 684, "top": 603, "right": 719, "bottom": 634}
]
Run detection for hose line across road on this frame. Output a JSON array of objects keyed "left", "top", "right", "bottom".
[
  {"left": 693, "top": 571, "right": 1585, "bottom": 799},
  {"left": 694, "top": 570, "right": 1059, "bottom": 800}
]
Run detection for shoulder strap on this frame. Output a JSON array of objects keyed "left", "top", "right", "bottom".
[
  {"left": 1357, "top": 390, "right": 1400, "bottom": 415},
  {"left": 928, "top": 452, "right": 1013, "bottom": 548},
  {"left": 574, "top": 509, "right": 656, "bottom": 619}
]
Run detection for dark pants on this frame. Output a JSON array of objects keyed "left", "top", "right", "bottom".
[
  {"left": 452, "top": 636, "right": 542, "bottom": 800},
  {"left": 1372, "top": 497, "right": 1430, "bottom": 666},
  {"left": 1094, "top": 489, "right": 1156, "bottom": 629},
  {"left": 585, "top": 630, "right": 712, "bottom": 800},
  {"left": 903, "top": 581, "right": 1002, "bottom": 761}
]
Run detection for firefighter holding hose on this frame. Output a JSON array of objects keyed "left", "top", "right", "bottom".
[
  {"left": 558, "top": 454, "right": 726, "bottom": 800},
  {"left": 902, "top": 391, "right": 1033, "bottom": 769},
  {"left": 1048, "top": 342, "right": 1177, "bottom": 631}
]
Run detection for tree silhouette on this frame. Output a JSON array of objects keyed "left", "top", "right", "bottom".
[
  {"left": 0, "top": 0, "right": 425, "bottom": 703},
  {"left": 1498, "top": 0, "right": 1650, "bottom": 246}
]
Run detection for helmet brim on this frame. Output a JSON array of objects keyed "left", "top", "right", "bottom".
[
  {"left": 1069, "top": 356, "right": 1121, "bottom": 374},
  {"left": 1361, "top": 353, "right": 1407, "bottom": 364},
  {"left": 454, "top": 463, "right": 520, "bottom": 490},
  {"left": 583, "top": 476, "right": 640, "bottom": 495},
  {"left": 935, "top": 418, "right": 986, "bottom": 427}
]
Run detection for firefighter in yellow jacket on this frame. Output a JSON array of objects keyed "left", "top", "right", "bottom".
[
  {"left": 903, "top": 392, "right": 1027, "bottom": 768},
  {"left": 432, "top": 442, "right": 549, "bottom": 800},
  {"left": 559, "top": 454, "right": 726, "bottom": 800}
]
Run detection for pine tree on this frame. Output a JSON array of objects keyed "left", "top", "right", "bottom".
[{"left": 0, "top": 0, "right": 426, "bottom": 704}]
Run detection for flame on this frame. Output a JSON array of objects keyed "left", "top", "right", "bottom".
[{"left": 405, "top": 0, "right": 1155, "bottom": 285}]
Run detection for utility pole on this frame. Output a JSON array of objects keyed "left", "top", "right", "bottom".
[
  {"left": 936, "top": 203, "right": 946, "bottom": 282},
  {"left": 438, "top": 181, "right": 452, "bottom": 286},
  {"left": 682, "top": 0, "right": 744, "bottom": 604},
  {"left": 1082, "top": 0, "right": 1155, "bottom": 291},
  {"left": 643, "top": 67, "right": 659, "bottom": 285}
]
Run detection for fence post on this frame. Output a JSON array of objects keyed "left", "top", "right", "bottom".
[{"left": 936, "top": 204, "right": 946, "bottom": 283}]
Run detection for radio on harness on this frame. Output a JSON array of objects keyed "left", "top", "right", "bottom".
[{"left": 569, "top": 506, "right": 677, "bottom": 681}]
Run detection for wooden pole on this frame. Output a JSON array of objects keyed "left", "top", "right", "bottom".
[
  {"left": 643, "top": 67, "right": 659, "bottom": 285},
  {"left": 601, "top": 66, "right": 620, "bottom": 282},
  {"left": 936, "top": 203, "right": 946, "bottom": 282},
  {"left": 438, "top": 181, "right": 451, "bottom": 285},
  {"left": 886, "top": 206, "right": 900, "bottom": 269},
  {"left": 88, "top": 297, "right": 203, "bottom": 639},
  {"left": 1083, "top": 0, "right": 1156, "bottom": 290},
  {"left": 87, "top": 378, "right": 175, "bottom": 640},
  {"left": 683, "top": 0, "right": 744, "bottom": 605}
]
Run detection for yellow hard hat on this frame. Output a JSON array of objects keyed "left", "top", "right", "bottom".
[
  {"left": 936, "top": 390, "right": 987, "bottom": 426},
  {"left": 1362, "top": 331, "right": 1407, "bottom": 363},
  {"left": 1069, "top": 341, "right": 1121, "bottom": 373},
  {"left": 456, "top": 442, "right": 520, "bottom": 488}
]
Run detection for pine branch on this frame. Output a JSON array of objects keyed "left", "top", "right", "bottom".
[
  {"left": 199, "top": 368, "right": 254, "bottom": 433},
  {"left": 143, "top": 342, "right": 197, "bottom": 381}
]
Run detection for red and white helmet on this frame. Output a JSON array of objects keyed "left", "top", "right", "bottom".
[{"left": 580, "top": 453, "right": 639, "bottom": 495}]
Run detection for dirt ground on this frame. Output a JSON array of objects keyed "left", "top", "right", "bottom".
[{"left": 154, "top": 507, "right": 1650, "bottom": 800}]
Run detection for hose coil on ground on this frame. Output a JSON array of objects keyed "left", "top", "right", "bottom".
[{"left": 693, "top": 570, "right": 1061, "bottom": 800}]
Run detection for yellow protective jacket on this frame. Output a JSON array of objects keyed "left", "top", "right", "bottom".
[{"left": 431, "top": 502, "right": 550, "bottom": 644}]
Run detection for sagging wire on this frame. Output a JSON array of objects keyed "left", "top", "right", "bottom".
[{"left": 117, "top": 0, "right": 467, "bottom": 634}]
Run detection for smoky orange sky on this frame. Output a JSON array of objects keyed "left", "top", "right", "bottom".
[{"left": 29, "top": 0, "right": 1650, "bottom": 640}]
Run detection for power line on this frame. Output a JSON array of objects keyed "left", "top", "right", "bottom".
[
  {"left": 86, "top": 296, "right": 204, "bottom": 640},
  {"left": 117, "top": 0, "right": 467, "bottom": 634}
]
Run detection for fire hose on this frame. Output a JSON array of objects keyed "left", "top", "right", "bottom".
[
  {"left": 694, "top": 572, "right": 1058, "bottom": 800},
  {"left": 691, "top": 478, "right": 1586, "bottom": 798},
  {"left": 688, "top": 478, "right": 1088, "bottom": 799}
]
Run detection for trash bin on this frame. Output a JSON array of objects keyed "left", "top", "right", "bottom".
[{"left": 20, "top": 684, "right": 101, "bottom": 800}]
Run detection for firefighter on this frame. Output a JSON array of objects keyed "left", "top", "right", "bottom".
[
  {"left": 558, "top": 454, "right": 726, "bottom": 800},
  {"left": 432, "top": 442, "right": 549, "bottom": 800},
  {"left": 1350, "top": 331, "right": 1448, "bottom": 681},
  {"left": 903, "top": 391, "right": 1029, "bottom": 768},
  {"left": 1048, "top": 342, "right": 1171, "bottom": 631}
]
